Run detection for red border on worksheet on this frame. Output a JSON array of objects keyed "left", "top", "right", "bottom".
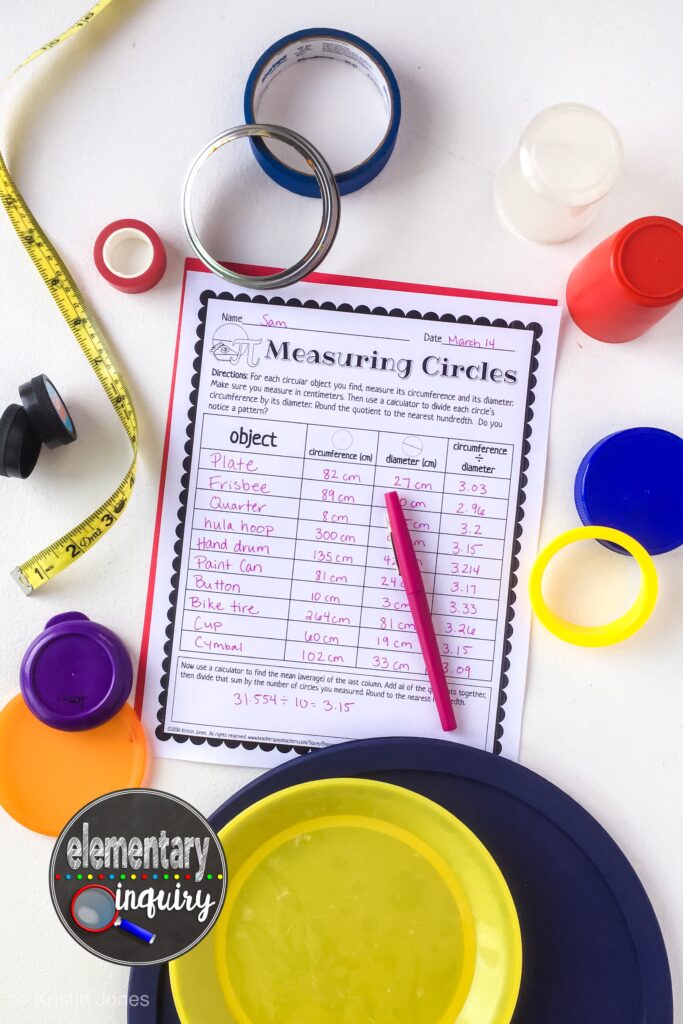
[
  {"left": 134, "top": 266, "right": 190, "bottom": 716},
  {"left": 135, "top": 260, "right": 557, "bottom": 715},
  {"left": 184, "top": 258, "right": 558, "bottom": 306}
]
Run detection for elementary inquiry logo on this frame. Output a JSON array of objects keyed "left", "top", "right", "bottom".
[
  {"left": 211, "top": 322, "right": 262, "bottom": 366},
  {"left": 49, "top": 789, "right": 227, "bottom": 966}
]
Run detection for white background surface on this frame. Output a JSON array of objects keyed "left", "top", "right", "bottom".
[{"left": 0, "top": 2, "right": 681, "bottom": 1021}]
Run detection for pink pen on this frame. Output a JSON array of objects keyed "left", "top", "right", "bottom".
[{"left": 384, "top": 491, "right": 457, "bottom": 732}]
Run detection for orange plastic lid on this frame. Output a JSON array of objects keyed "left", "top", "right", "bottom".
[
  {"left": 0, "top": 696, "right": 147, "bottom": 836},
  {"left": 615, "top": 216, "right": 683, "bottom": 305}
]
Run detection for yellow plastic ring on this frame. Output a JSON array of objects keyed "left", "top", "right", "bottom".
[{"left": 529, "top": 525, "right": 658, "bottom": 646}]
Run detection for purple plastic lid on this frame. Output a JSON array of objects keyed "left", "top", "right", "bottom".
[{"left": 20, "top": 611, "right": 133, "bottom": 731}]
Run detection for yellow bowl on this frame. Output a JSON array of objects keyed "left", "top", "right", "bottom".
[{"left": 170, "top": 778, "right": 522, "bottom": 1023}]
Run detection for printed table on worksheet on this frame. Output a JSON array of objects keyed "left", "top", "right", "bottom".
[{"left": 187, "top": 417, "right": 511, "bottom": 695}]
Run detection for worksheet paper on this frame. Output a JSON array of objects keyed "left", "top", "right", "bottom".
[{"left": 137, "top": 261, "right": 560, "bottom": 768}]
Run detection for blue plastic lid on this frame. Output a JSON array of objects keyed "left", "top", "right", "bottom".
[{"left": 575, "top": 427, "right": 683, "bottom": 555}]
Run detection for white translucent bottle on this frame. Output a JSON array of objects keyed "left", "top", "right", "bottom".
[{"left": 495, "top": 103, "right": 622, "bottom": 243}]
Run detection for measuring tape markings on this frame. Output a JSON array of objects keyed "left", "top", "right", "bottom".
[{"left": 0, "top": 0, "right": 137, "bottom": 593}]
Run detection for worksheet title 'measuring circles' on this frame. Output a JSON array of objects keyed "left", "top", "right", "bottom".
[{"left": 264, "top": 341, "right": 518, "bottom": 383}]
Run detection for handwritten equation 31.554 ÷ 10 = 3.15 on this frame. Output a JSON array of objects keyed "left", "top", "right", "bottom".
[{"left": 232, "top": 692, "right": 356, "bottom": 714}]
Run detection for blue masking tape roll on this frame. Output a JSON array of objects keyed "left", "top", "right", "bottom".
[{"left": 244, "top": 28, "right": 401, "bottom": 197}]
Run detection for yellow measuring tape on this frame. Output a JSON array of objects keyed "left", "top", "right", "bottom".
[{"left": 0, "top": 0, "right": 137, "bottom": 594}]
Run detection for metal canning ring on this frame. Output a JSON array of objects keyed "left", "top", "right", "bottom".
[{"left": 181, "top": 124, "right": 340, "bottom": 290}]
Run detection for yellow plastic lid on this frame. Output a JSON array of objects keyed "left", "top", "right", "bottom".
[
  {"left": 0, "top": 695, "right": 147, "bottom": 836},
  {"left": 170, "top": 778, "right": 522, "bottom": 1024}
]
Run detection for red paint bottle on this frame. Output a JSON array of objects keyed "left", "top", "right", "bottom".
[{"left": 566, "top": 216, "right": 683, "bottom": 342}]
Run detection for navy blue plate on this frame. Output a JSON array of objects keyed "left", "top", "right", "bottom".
[{"left": 128, "top": 738, "right": 672, "bottom": 1024}]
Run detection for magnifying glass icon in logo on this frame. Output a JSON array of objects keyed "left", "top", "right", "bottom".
[{"left": 70, "top": 884, "right": 156, "bottom": 944}]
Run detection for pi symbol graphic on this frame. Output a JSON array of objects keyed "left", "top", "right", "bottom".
[{"left": 210, "top": 323, "right": 262, "bottom": 367}]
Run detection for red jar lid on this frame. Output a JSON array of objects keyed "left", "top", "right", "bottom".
[{"left": 613, "top": 216, "right": 683, "bottom": 307}]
